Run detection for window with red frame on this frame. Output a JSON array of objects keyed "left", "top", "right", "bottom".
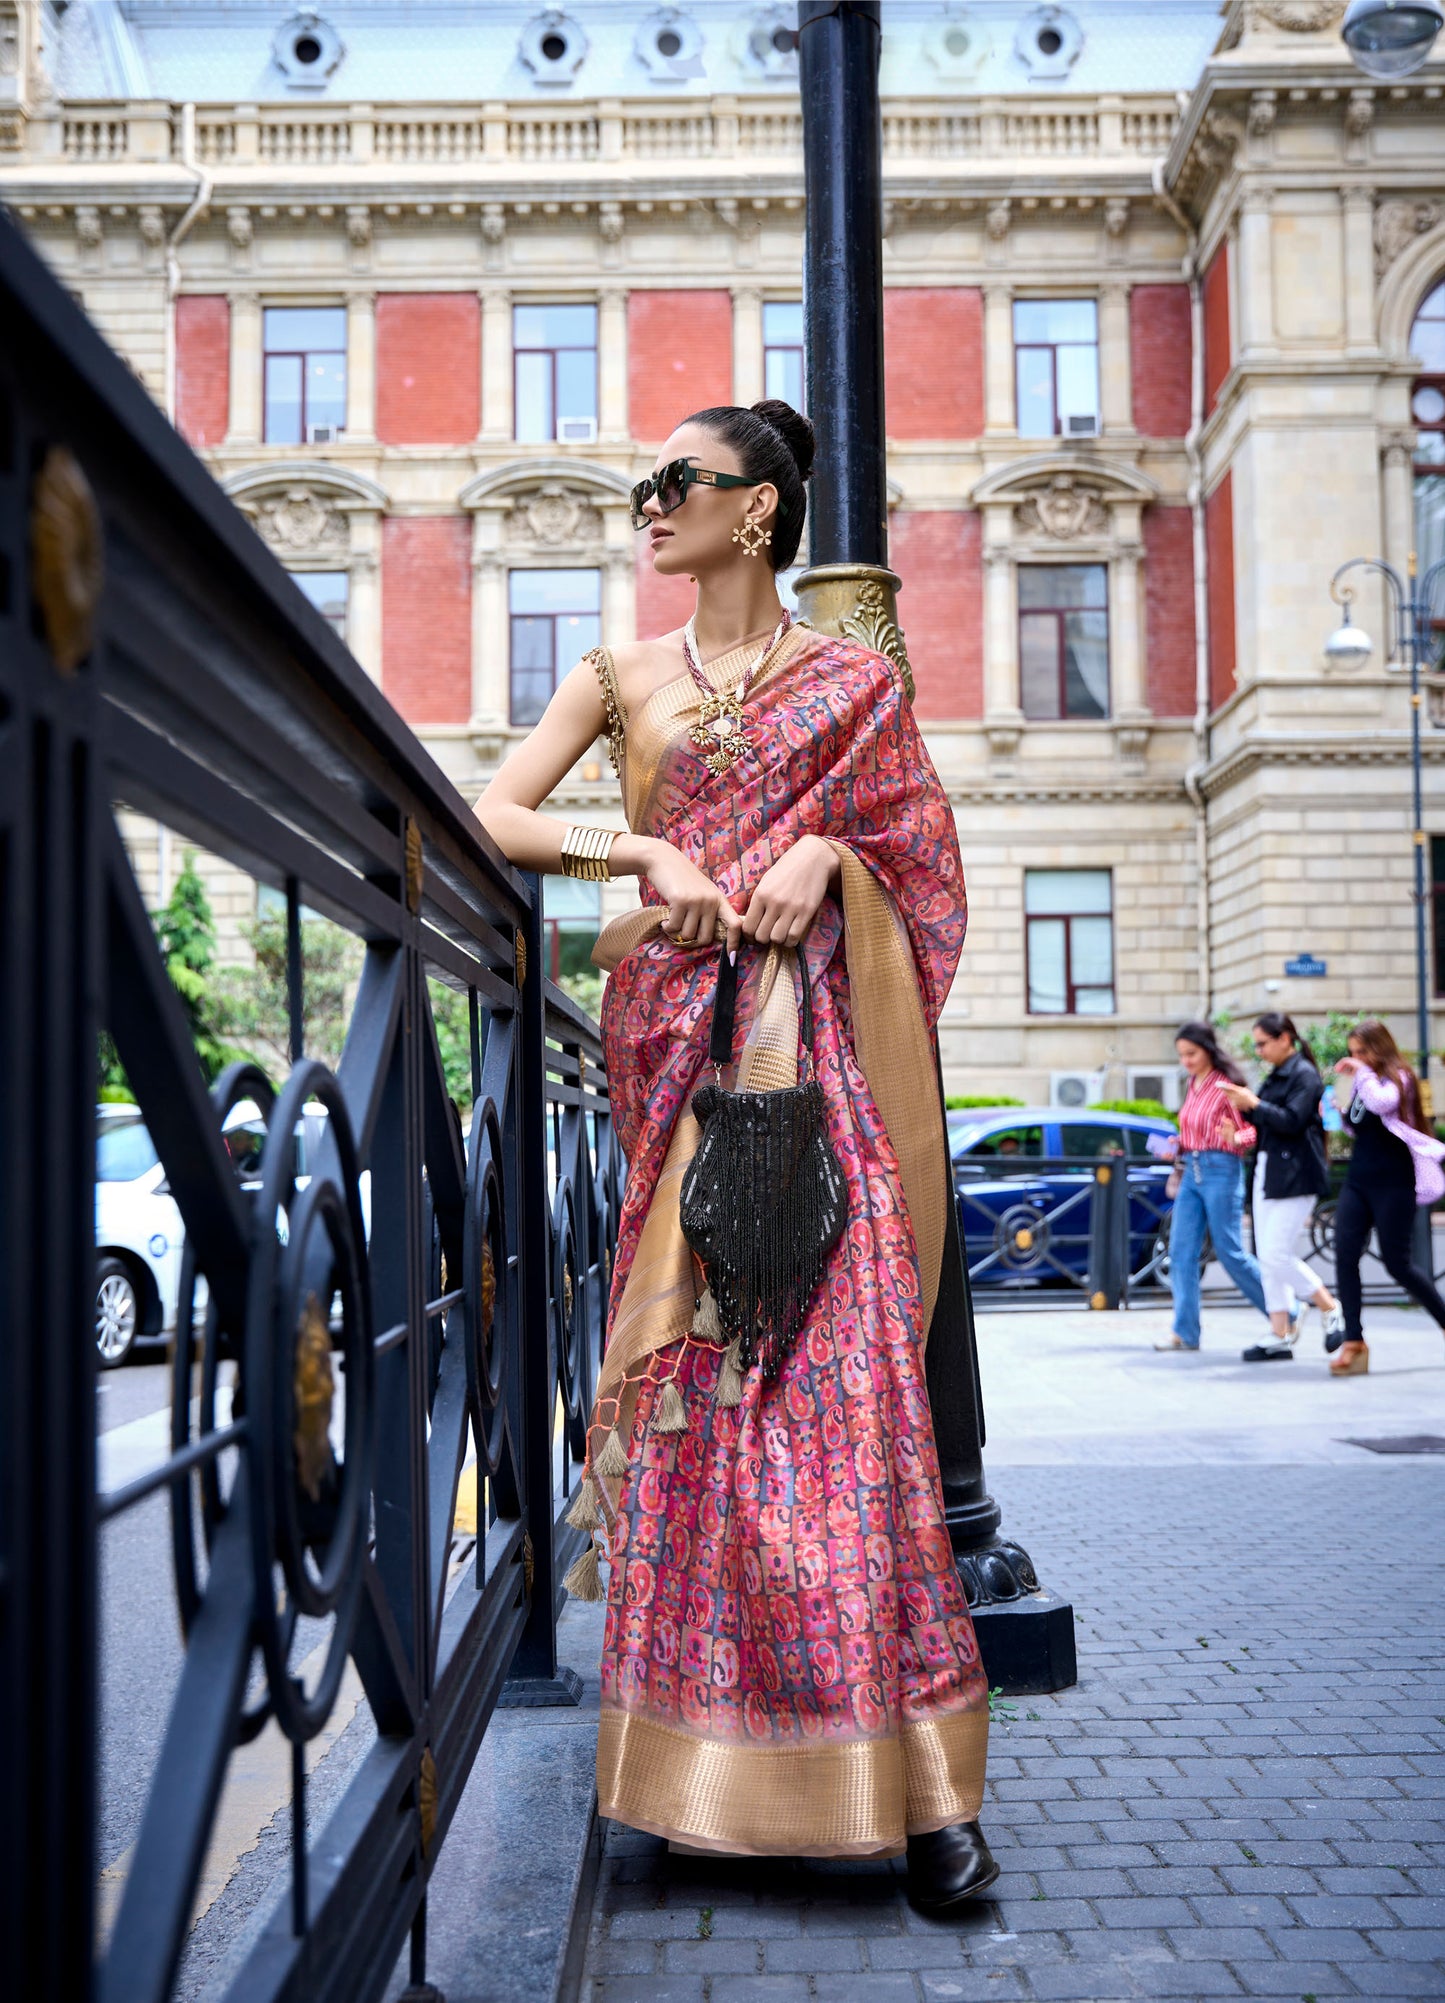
[
  {"left": 1025, "top": 870, "right": 1115, "bottom": 1016},
  {"left": 1411, "top": 281, "right": 1445, "bottom": 663},
  {"left": 1018, "top": 564, "right": 1110, "bottom": 720}
]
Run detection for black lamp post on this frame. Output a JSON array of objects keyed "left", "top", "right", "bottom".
[
  {"left": 1325, "top": 555, "right": 1445, "bottom": 1129},
  {"left": 794, "top": 0, "right": 1076, "bottom": 1695}
]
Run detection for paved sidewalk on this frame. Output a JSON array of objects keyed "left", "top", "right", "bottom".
[{"left": 577, "top": 1305, "right": 1445, "bottom": 2003}]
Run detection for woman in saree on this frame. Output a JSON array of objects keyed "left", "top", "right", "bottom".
[{"left": 475, "top": 398, "right": 994, "bottom": 1910}]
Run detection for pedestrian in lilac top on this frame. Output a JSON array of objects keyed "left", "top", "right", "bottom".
[{"left": 1329, "top": 1020, "right": 1445, "bottom": 1377}]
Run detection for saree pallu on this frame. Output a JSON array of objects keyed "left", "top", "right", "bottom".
[{"left": 584, "top": 626, "right": 988, "bottom": 1858}]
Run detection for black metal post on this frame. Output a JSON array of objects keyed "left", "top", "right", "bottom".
[{"left": 795, "top": 0, "right": 1075, "bottom": 1694}]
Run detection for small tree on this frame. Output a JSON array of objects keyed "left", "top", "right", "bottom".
[
  {"left": 151, "top": 852, "right": 235, "bottom": 1082},
  {"left": 212, "top": 908, "right": 361, "bottom": 1073}
]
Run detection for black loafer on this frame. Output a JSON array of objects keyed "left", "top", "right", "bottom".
[{"left": 906, "top": 1820, "right": 1000, "bottom": 1913}]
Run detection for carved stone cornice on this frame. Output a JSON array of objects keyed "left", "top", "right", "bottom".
[{"left": 1201, "top": 730, "right": 1445, "bottom": 799}]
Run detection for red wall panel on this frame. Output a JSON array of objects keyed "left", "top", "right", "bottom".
[
  {"left": 1143, "top": 506, "right": 1197, "bottom": 717},
  {"left": 1202, "top": 245, "right": 1231, "bottom": 416},
  {"left": 890, "top": 509, "right": 983, "bottom": 719},
  {"left": 884, "top": 289, "right": 984, "bottom": 440},
  {"left": 376, "top": 294, "right": 480, "bottom": 445},
  {"left": 634, "top": 543, "right": 697, "bottom": 640},
  {"left": 1205, "top": 473, "right": 1236, "bottom": 711},
  {"left": 381, "top": 516, "right": 472, "bottom": 725},
  {"left": 174, "top": 295, "right": 229, "bottom": 447},
  {"left": 1130, "top": 285, "right": 1193, "bottom": 438},
  {"left": 627, "top": 290, "right": 733, "bottom": 444}
]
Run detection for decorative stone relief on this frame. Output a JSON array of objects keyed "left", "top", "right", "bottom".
[
  {"left": 138, "top": 206, "right": 165, "bottom": 249},
  {"left": 244, "top": 486, "right": 350, "bottom": 560},
  {"left": 1249, "top": 0, "right": 1342, "bottom": 28},
  {"left": 227, "top": 206, "right": 254, "bottom": 249},
  {"left": 505, "top": 484, "right": 604, "bottom": 549},
  {"left": 1015, "top": 476, "right": 1109, "bottom": 541},
  {"left": 1374, "top": 197, "right": 1442, "bottom": 278},
  {"left": 75, "top": 205, "right": 102, "bottom": 250},
  {"left": 986, "top": 197, "right": 1011, "bottom": 242}
]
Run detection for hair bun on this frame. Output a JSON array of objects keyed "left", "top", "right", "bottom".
[{"left": 750, "top": 399, "right": 816, "bottom": 483}]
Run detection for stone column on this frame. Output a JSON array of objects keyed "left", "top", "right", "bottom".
[
  {"left": 982, "top": 533, "right": 1023, "bottom": 755},
  {"left": 480, "top": 286, "right": 513, "bottom": 442},
  {"left": 470, "top": 540, "right": 510, "bottom": 731},
  {"left": 732, "top": 286, "right": 764, "bottom": 405},
  {"left": 1237, "top": 191, "right": 1274, "bottom": 355},
  {"left": 1343, "top": 185, "right": 1376, "bottom": 356},
  {"left": 347, "top": 528, "right": 382, "bottom": 684},
  {"left": 603, "top": 541, "right": 636, "bottom": 647},
  {"left": 346, "top": 290, "right": 376, "bottom": 442},
  {"left": 1099, "top": 283, "right": 1132, "bottom": 434},
  {"left": 1108, "top": 516, "right": 1151, "bottom": 763},
  {"left": 598, "top": 285, "right": 629, "bottom": 445},
  {"left": 983, "top": 285, "right": 1014, "bottom": 436},
  {"left": 1383, "top": 436, "right": 1415, "bottom": 580},
  {"left": 229, "top": 291, "right": 262, "bottom": 445}
]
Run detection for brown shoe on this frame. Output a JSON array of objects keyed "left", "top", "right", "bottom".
[{"left": 1329, "top": 1341, "right": 1369, "bottom": 1376}]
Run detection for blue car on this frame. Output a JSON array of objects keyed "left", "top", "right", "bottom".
[{"left": 949, "top": 1105, "right": 1182, "bottom": 1291}]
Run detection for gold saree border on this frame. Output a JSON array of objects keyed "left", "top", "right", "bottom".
[{"left": 597, "top": 1704, "right": 988, "bottom": 1857}]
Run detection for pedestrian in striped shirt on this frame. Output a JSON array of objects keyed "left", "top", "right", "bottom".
[{"left": 1155, "top": 1020, "right": 1269, "bottom": 1352}]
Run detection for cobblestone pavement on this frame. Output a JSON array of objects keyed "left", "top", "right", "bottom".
[{"left": 577, "top": 1305, "right": 1445, "bottom": 2002}]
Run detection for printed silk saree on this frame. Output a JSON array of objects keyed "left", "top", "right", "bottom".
[{"left": 577, "top": 623, "right": 989, "bottom": 1858}]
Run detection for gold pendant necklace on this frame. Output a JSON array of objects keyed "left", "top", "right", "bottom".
[{"left": 681, "top": 611, "right": 790, "bottom": 776}]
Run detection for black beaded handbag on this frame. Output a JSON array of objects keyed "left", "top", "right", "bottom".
[{"left": 679, "top": 947, "right": 848, "bottom": 1379}]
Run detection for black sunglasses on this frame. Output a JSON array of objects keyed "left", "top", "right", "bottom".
[{"left": 629, "top": 458, "right": 785, "bottom": 532}]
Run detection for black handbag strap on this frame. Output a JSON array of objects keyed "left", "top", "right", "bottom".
[{"left": 709, "top": 945, "right": 815, "bottom": 1071}]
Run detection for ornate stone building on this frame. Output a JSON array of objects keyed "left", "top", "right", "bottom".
[{"left": 4, "top": 0, "right": 1443, "bottom": 1100}]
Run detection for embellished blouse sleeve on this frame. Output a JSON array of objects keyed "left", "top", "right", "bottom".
[{"left": 586, "top": 647, "right": 627, "bottom": 776}]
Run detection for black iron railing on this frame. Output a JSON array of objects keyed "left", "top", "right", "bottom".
[{"left": 0, "top": 206, "right": 615, "bottom": 2001}]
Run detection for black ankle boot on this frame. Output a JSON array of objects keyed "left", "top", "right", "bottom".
[{"left": 906, "top": 1820, "right": 1000, "bottom": 1913}]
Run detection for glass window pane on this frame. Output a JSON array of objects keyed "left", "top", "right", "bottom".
[
  {"left": 1025, "top": 870, "right": 1112, "bottom": 916},
  {"left": 765, "top": 346, "right": 805, "bottom": 409},
  {"left": 1056, "top": 343, "right": 1100, "bottom": 425},
  {"left": 510, "top": 614, "right": 554, "bottom": 671},
  {"left": 1015, "top": 345, "right": 1055, "bottom": 437},
  {"left": 968, "top": 1124, "right": 1044, "bottom": 1159},
  {"left": 263, "top": 306, "right": 346, "bottom": 353},
  {"left": 1416, "top": 472, "right": 1445, "bottom": 582},
  {"left": 509, "top": 568, "right": 601, "bottom": 615},
  {"left": 1014, "top": 299, "right": 1097, "bottom": 345},
  {"left": 514, "top": 351, "right": 553, "bottom": 443},
  {"left": 1412, "top": 318, "right": 1445, "bottom": 371},
  {"left": 763, "top": 301, "right": 804, "bottom": 343},
  {"left": 514, "top": 303, "right": 597, "bottom": 349},
  {"left": 1059, "top": 1122, "right": 1125, "bottom": 1159},
  {"left": 1027, "top": 917, "right": 1067, "bottom": 1013},
  {"left": 305, "top": 352, "right": 347, "bottom": 432},
  {"left": 1062, "top": 610, "right": 1110, "bottom": 718},
  {"left": 1070, "top": 914, "right": 1114, "bottom": 986},
  {"left": 555, "top": 346, "right": 598, "bottom": 425},
  {"left": 292, "top": 570, "right": 349, "bottom": 636},
  {"left": 96, "top": 1117, "right": 160, "bottom": 1182},
  {"left": 1074, "top": 986, "right": 1116, "bottom": 1015},
  {"left": 264, "top": 353, "right": 303, "bottom": 445},
  {"left": 1019, "top": 612, "right": 1060, "bottom": 719},
  {"left": 544, "top": 877, "right": 604, "bottom": 922},
  {"left": 1020, "top": 564, "right": 1106, "bottom": 610}
]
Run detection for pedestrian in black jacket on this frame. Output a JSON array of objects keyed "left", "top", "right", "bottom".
[{"left": 1221, "top": 1013, "right": 1344, "bottom": 1352}]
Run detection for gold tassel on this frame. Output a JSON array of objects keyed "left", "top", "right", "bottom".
[
  {"left": 563, "top": 1540, "right": 604, "bottom": 1602},
  {"left": 564, "top": 1475, "right": 602, "bottom": 1533},
  {"left": 651, "top": 1376, "right": 687, "bottom": 1435},
  {"left": 594, "top": 1426, "right": 629, "bottom": 1479},
  {"left": 691, "top": 1287, "right": 722, "bottom": 1342},
  {"left": 716, "top": 1335, "right": 746, "bottom": 1408}
]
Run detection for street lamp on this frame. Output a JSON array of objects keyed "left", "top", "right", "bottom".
[
  {"left": 1325, "top": 554, "right": 1445, "bottom": 1119},
  {"left": 1341, "top": 0, "right": 1444, "bottom": 77}
]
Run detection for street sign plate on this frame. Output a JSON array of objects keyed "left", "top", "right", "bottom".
[{"left": 1284, "top": 954, "right": 1328, "bottom": 977}]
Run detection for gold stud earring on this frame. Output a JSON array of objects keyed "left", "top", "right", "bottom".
[{"left": 731, "top": 520, "right": 771, "bottom": 559}]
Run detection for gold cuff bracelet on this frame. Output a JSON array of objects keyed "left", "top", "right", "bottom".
[{"left": 560, "top": 825, "right": 617, "bottom": 882}]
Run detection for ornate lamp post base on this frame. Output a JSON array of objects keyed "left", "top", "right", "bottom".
[{"left": 793, "top": 562, "right": 915, "bottom": 701}]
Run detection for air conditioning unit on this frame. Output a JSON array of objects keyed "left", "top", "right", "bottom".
[
  {"left": 1128, "top": 1066, "right": 1183, "bottom": 1112},
  {"left": 557, "top": 416, "right": 598, "bottom": 443},
  {"left": 1064, "top": 412, "right": 1099, "bottom": 437},
  {"left": 307, "top": 423, "right": 338, "bottom": 444},
  {"left": 1050, "top": 1069, "right": 1104, "bottom": 1110}
]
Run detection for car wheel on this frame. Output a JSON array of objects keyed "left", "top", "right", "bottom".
[{"left": 95, "top": 1257, "right": 140, "bottom": 1367}]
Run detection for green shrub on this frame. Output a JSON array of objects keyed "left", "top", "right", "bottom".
[
  {"left": 1095, "top": 1097, "right": 1178, "bottom": 1126},
  {"left": 944, "top": 1094, "right": 1025, "bottom": 1109}
]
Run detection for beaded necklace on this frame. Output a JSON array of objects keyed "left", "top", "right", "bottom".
[{"left": 681, "top": 609, "right": 791, "bottom": 777}]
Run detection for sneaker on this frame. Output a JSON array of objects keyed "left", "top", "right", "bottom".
[{"left": 1321, "top": 1304, "right": 1347, "bottom": 1354}]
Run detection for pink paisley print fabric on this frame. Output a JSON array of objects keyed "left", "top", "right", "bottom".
[{"left": 598, "top": 635, "right": 987, "bottom": 1751}]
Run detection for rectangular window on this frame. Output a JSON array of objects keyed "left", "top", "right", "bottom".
[
  {"left": 543, "top": 876, "right": 603, "bottom": 983},
  {"left": 763, "top": 300, "right": 805, "bottom": 411},
  {"left": 1025, "top": 869, "right": 1115, "bottom": 1016},
  {"left": 263, "top": 306, "right": 347, "bottom": 445},
  {"left": 291, "top": 569, "right": 349, "bottom": 641},
  {"left": 509, "top": 568, "right": 601, "bottom": 726},
  {"left": 1433, "top": 836, "right": 1445, "bottom": 998},
  {"left": 1019, "top": 564, "right": 1110, "bottom": 720},
  {"left": 1014, "top": 299, "right": 1099, "bottom": 439},
  {"left": 514, "top": 303, "right": 598, "bottom": 443}
]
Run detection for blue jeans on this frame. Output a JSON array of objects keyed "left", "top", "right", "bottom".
[{"left": 1169, "top": 1151, "right": 1267, "bottom": 1346}]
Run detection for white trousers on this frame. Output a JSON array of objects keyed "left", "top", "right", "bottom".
[{"left": 1251, "top": 1172, "right": 1323, "bottom": 1315}]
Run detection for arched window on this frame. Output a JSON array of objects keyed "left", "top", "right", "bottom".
[{"left": 1411, "top": 281, "right": 1445, "bottom": 591}]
